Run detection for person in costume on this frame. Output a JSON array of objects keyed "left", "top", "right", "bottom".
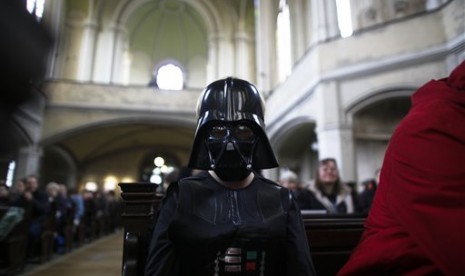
[
  {"left": 145, "top": 77, "right": 316, "bottom": 276},
  {"left": 338, "top": 60, "right": 465, "bottom": 276}
]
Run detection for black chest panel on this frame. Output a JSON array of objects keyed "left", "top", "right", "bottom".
[{"left": 170, "top": 175, "right": 290, "bottom": 275}]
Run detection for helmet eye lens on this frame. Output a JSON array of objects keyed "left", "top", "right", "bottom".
[
  {"left": 210, "top": 126, "right": 228, "bottom": 139},
  {"left": 209, "top": 125, "right": 255, "bottom": 140},
  {"left": 233, "top": 125, "right": 254, "bottom": 140}
]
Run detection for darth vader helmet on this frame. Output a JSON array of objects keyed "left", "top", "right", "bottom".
[{"left": 188, "top": 77, "right": 279, "bottom": 179}]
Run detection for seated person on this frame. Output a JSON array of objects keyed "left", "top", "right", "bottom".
[
  {"left": 357, "top": 168, "right": 380, "bottom": 214},
  {"left": 307, "top": 158, "right": 357, "bottom": 214},
  {"left": 278, "top": 170, "right": 316, "bottom": 211},
  {"left": 145, "top": 77, "right": 316, "bottom": 276}
]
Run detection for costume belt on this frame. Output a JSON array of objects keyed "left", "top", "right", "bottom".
[{"left": 214, "top": 247, "right": 266, "bottom": 275}]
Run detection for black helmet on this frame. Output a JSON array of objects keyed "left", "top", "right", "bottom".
[{"left": 188, "top": 77, "right": 279, "bottom": 172}]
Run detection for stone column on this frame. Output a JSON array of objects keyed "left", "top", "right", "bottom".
[
  {"left": 42, "top": 0, "right": 65, "bottom": 79},
  {"left": 316, "top": 127, "right": 356, "bottom": 182},
  {"left": 207, "top": 32, "right": 219, "bottom": 82},
  {"left": 77, "top": 19, "right": 98, "bottom": 81},
  {"left": 93, "top": 25, "right": 117, "bottom": 83},
  {"left": 326, "top": 0, "right": 339, "bottom": 38},
  {"left": 289, "top": 0, "right": 307, "bottom": 63},
  {"left": 254, "top": 0, "right": 279, "bottom": 95},
  {"left": 217, "top": 33, "right": 234, "bottom": 79},
  {"left": 314, "top": 82, "right": 355, "bottom": 182},
  {"left": 15, "top": 146, "right": 43, "bottom": 180},
  {"left": 234, "top": 30, "right": 252, "bottom": 80},
  {"left": 311, "top": 0, "right": 340, "bottom": 43},
  {"left": 111, "top": 26, "right": 129, "bottom": 84}
]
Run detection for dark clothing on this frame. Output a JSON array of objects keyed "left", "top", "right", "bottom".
[
  {"left": 27, "top": 189, "right": 50, "bottom": 257},
  {"left": 357, "top": 180, "right": 377, "bottom": 214},
  {"left": 145, "top": 172, "right": 315, "bottom": 276},
  {"left": 0, "top": 197, "right": 10, "bottom": 207},
  {"left": 291, "top": 188, "right": 322, "bottom": 211}
]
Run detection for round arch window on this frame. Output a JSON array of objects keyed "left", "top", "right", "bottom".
[{"left": 153, "top": 63, "right": 184, "bottom": 90}]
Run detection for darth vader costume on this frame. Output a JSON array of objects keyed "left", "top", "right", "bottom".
[{"left": 145, "top": 78, "right": 316, "bottom": 276}]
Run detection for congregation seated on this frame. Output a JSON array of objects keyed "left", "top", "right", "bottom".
[{"left": 0, "top": 176, "right": 123, "bottom": 273}]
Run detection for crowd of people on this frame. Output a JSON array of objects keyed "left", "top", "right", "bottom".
[
  {"left": 278, "top": 158, "right": 379, "bottom": 215},
  {"left": 0, "top": 175, "right": 121, "bottom": 264}
]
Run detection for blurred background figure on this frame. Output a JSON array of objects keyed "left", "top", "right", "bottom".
[
  {"left": 279, "top": 170, "right": 315, "bottom": 210},
  {"left": 25, "top": 175, "right": 50, "bottom": 261},
  {"left": 0, "top": 182, "right": 11, "bottom": 207},
  {"left": 357, "top": 168, "right": 380, "bottom": 214},
  {"left": 307, "top": 158, "right": 358, "bottom": 214}
]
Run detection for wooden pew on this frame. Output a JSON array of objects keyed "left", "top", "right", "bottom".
[
  {"left": 40, "top": 204, "right": 57, "bottom": 263},
  {"left": 118, "top": 183, "right": 162, "bottom": 276},
  {"left": 0, "top": 205, "right": 32, "bottom": 275},
  {"left": 118, "top": 183, "right": 366, "bottom": 276},
  {"left": 303, "top": 214, "right": 365, "bottom": 276}
]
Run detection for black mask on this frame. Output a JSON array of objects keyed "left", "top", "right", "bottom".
[
  {"left": 206, "top": 123, "right": 258, "bottom": 172},
  {"left": 214, "top": 167, "right": 251, "bottom": 182}
]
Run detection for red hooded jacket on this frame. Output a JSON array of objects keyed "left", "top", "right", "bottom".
[{"left": 338, "top": 60, "right": 465, "bottom": 276}]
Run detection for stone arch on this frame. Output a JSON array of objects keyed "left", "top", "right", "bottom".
[
  {"left": 39, "top": 116, "right": 196, "bottom": 189},
  {"left": 270, "top": 116, "right": 318, "bottom": 183},
  {"left": 40, "top": 145, "right": 78, "bottom": 188},
  {"left": 346, "top": 86, "right": 415, "bottom": 122},
  {"left": 346, "top": 86, "right": 415, "bottom": 183}
]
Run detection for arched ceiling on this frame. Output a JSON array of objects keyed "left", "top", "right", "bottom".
[
  {"left": 126, "top": 0, "right": 208, "bottom": 66},
  {"left": 52, "top": 124, "right": 195, "bottom": 166}
]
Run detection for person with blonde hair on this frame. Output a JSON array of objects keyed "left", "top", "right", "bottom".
[{"left": 307, "top": 158, "right": 357, "bottom": 214}]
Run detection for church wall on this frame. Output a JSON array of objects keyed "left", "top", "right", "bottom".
[
  {"left": 41, "top": 81, "right": 199, "bottom": 139},
  {"left": 265, "top": 1, "right": 463, "bottom": 183}
]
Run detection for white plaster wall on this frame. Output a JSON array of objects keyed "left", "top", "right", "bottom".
[
  {"left": 187, "top": 55, "right": 208, "bottom": 88},
  {"left": 130, "top": 51, "right": 152, "bottom": 85},
  {"left": 355, "top": 139, "right": 387, "bottom": 185},
  {"left": 339, "top": 61, "right": 448, "bottom": 111}
]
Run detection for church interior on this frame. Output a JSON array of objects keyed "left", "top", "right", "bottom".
[{"left": 0, "top": 0, "right": 463, "bottom": 275}]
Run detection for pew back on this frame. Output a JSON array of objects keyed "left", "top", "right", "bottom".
[
  {"left": 303, "top": 214, "right": 365, "bottom": 276},
  {"left": 0, "top": 205, "right": 32, "bottom": 275}
]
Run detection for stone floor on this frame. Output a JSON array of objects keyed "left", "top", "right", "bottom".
[{"left": 20, "top": 231, "right": 124, "bottom": 276}]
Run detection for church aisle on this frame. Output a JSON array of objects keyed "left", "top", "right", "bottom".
[{"left": 21, "top": 231, "right": 124, "bottom": 276}]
